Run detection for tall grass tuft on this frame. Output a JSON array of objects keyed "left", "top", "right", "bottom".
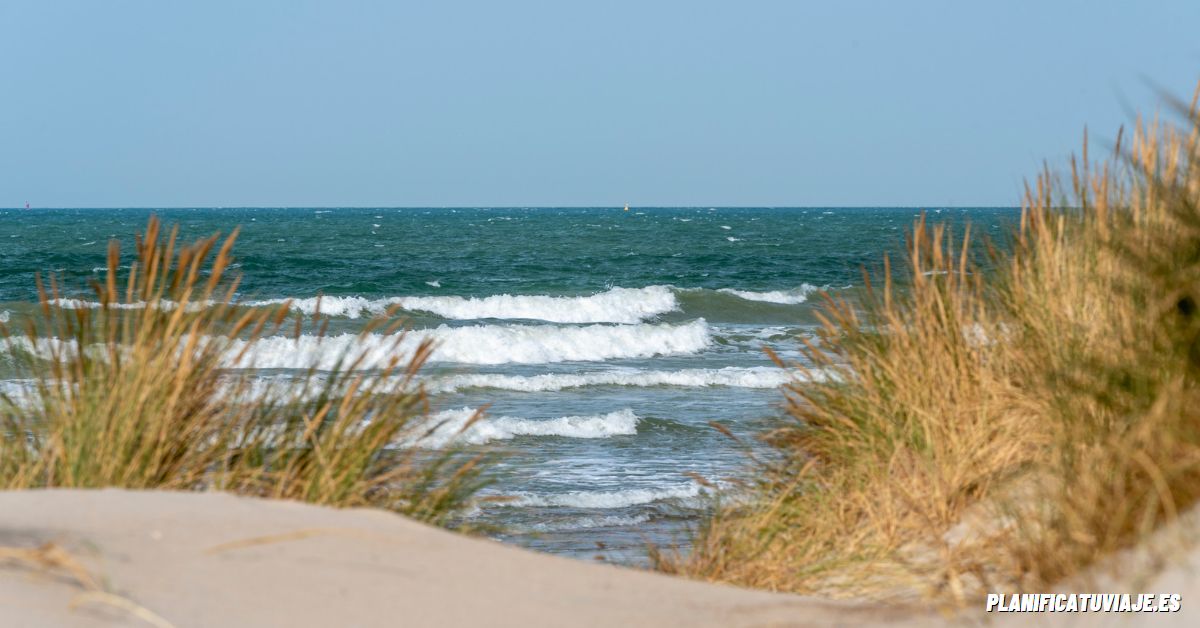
[
  {"left": 0, "top": 217, "right": 487, "bottom": 527},
  {"left": 662, "top": 84, "right": 1200, "bottom": 604}
]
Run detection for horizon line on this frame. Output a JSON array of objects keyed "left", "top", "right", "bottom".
[{"left": 3, "top": 205, "right": 1021, "bottom": 210}]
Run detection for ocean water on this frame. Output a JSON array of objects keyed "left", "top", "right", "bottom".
[{"left": 0, "top": 206, "right": 1020, "bottom": 563}]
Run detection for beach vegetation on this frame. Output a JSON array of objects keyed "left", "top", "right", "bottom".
[
  {"left": 661, "top": 84, "right": 1200, "bottom": 605},
  {"left": 0, "top": 217, "right": 487, "bottom": 527}
]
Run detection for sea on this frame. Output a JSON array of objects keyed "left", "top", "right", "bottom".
[{"left": 0, "top": 206, "right": 1020, "bottom": 564}]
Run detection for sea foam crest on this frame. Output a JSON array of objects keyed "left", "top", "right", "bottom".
[
  {"left": 45, "top": 286, "right": 678, "bottom": 324},
  {"left": 523, "top": 514, "right": 651, "bottom": 532},
  {"left": 1, "top": 336, "right": 80, "bottom": 358},
  {"left": 46, "top": 298, "right": 215, "bottom": 312},
  {"left": 504, "top": 483, "right": 704, "bottom": 509},
  {"left": 0, "top": 379, "right": 36, "bottom": 406},
  {"left": 427, "top": 366, "right": 801, "bottom": 393},
  {"left": 2, "top": 320, "right": 711, "bottom": 368},
  {"left": 229, "top": 319, "right": 712, "bottom": 368},
  {"left": 412, "top": 407, "right": 639, "bottom": 448},
  {"left": 247, "top": 285, "right": 678, "bottom": 323},
  {"left": 717, "top": 284, "right": 821, "bottom": 305}
]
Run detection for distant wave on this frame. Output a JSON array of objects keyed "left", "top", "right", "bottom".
[
  {"left": 190, "top": 365, "right": 799, "bottom": 404},
  {"left": 352, "top": 284, "right": 832, "bottom": 313},
  {"left": 47, "top": 286, "right": 680, "bottom": 324},
  {"left": 47, "top": 298, "right": 215, "bottom": 312},
  {"left": 522, "top": 513, "right": 651, "bottom": 532},
  {"left": 427, "top": 366, "right": 807, "bottom": 393},
  {"left": 0, "top": 365, "right": 803, "bottom": 413},
  {"left": 1, "top": 319, "right": 710, "bottom": 368},
  {"left": 716, "top": 285, "right": 821, "bottom": 305},
  {"left": 248, "top": 285, "right": 678, "bottom": 323},
  {"left": 229, "top": 320, "right": 712, "bottom": 368},
  {"left": 42, "top": 283, "right": 832, "bottom": 323},
  {"left": 503, "top": 483, "right": 704, "bottom": 509},
  {"left": 411, "top": 407, "right": 639, "bottom": 448}
]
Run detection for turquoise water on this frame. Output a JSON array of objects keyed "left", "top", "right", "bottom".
[{"left": 0, "top": 207, "right": 1019, "bottom": 563}]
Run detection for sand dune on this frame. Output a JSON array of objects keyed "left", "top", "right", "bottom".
[
  {"left": 0, "top": 490, "right": 913, "bottom": 627},
  {"left": 4, "top": 489, "right": 1195, "bottom": 626}
]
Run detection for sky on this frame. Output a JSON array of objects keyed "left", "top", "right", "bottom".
[{"left": 1, "top": 1, "right": 1199, "bottom": 208}]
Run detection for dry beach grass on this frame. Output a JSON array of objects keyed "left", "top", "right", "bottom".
[
  {"left": 663, "top": 84, "right": 1200, "bottom": 607},
  {"left": 0, "top": 216, "right": 487, "bottom": 525}
]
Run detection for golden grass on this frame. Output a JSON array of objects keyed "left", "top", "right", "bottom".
[
  {"left": 0, "top": 217, "right": 487, "bottom": 526},
  {"left": 661, "top": 83, "right": 1200, "bottom": 606}
]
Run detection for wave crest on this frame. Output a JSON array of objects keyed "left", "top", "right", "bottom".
[
  {"left": 412, "top": 407, "right": 639, "bottom": 448},
  {"left": 504, "top": 483, "right": 704, "bottom": 509},
  {"left": 231, "top": 320, "right": 712, "bottom": 368},
  {"left": 717, "top": 285, "right": 821, "bottom": 305},
  {"left": 42, "top": 284, "right": 832, "bottom": 323},
  {"left": 248, "top": 286, "right": 678, "bottom": 323},
  {"left": 428, "top": 366, "right": 803, "bottom": 393}
]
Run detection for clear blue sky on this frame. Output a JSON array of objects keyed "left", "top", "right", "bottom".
[{"left": 2, "top": 1, "right": 1198, "bottom": 207}]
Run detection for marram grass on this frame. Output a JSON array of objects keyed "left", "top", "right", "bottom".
[
  {"left": 661, "top": 83, "right": 1200, "bottom": 606},
  {"left": 0, "top": 217, "right": 488, "bottom": 528}
]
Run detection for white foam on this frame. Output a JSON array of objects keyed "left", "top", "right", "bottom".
[
  {"left": 1, "top": 336, "right": 81, "bottom": 358},
  {"left": 3, "top": 320, "right": 711, "bottom": 369},
  {"left": 413, "top": 407, "right": 639, "bottom": 448},
  {"left": 42, "top": 283, "right": 835, "bottom": 320},
  {"left": 0, "top": 379, "right": 36, "bottom": 407},
  {"left": 230, "top": 320, "right": 712, "bottom": 368},
  {"left": 46, "top": 298, "right": 216, "bottom": 312},
  {"left": 718, "top": 285, "right": 821, "bottom": 305},
  {"left": 505, "top": 483, "right": 704, "bottom": 509},
  {"left": 245, "top": 285, "right": 678, "bottom": 323},
  {"left": 243, "top": 296, "right": 378, "bottom": 318},
  {"left": 425, "top": 280, "right": 441, "bottom": 288},
  {"left": 524, "top": 514, "right": 651, "bottom": 532},
  {"left": 392, "top": 286, "right": 677, "bottom": 323},
  {"left": 427, "top": 366, "right": 799, "bottom": 393},
  {"left": 101, "top": 365, "right": 802, "bottom": 407},
  {"left": 0, "top": 310, "right": 9, "bottom": 323}
]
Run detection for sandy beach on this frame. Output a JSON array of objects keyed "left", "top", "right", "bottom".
[
  {"left": 0, "top": 489, "right": 919, "bottom": 627},
  {"left": 6, "top": 491, "right": 1200, "bottom": 626}
]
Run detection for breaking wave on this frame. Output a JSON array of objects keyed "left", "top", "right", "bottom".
[
  {"left": 412, "top": 407, "right": 639, "bottom": 448},
  {"left": 46, "top": 298, "right": 215, "bottom": 312},
  {"left": 45, "top": 286, "right": 678, "bottom": 323},
  {"left": 503, "top": 483, "right": 705, "bottom": 509},
  {"left": 247, "top": 285, "right": 679, "bottom": 323},
  {"left": 427, "top": 366, "right": 805, "bottom": 393},
  {"left": 716, "top": 285, "right": 821, "bottom": 305},
  {"left": 43, "top": 283, "right": 831, "bottom": 322},
  {"left": 522, "top": 514, "right": 652, "bottom": 532},
  {"left": 230, "top": 320, "right": 712, "bottom": 368}
]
